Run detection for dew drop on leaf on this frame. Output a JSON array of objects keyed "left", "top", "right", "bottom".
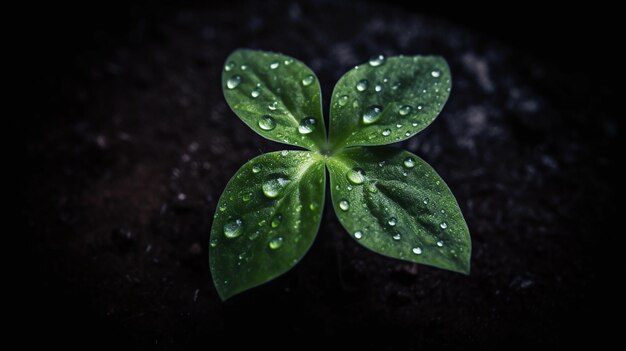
[
  {"left": 375, "top": 84, "right": 382, "bottom": 92},
  {"left": 224, "top": 61, "right": 235, "bottom": 71},
  {"left": 298, "top": 117, "right": 316, "bottom": 135},
  {"left": 338, "top": 95, "right": 349, "bottom": 106},
  {"left": 224, "top": 218, "right": 243, "bottom": 239},
  {"left": 388, "top": 217, "right": 397, "bottom": 226},
  {"left": 437, "top": 240, "right": 444, "bottom": 247},
  {"left": 354, "top": 231, "right": 363, "bottom": 239},
  {"left": 226, "top": 75, "right": 242, "bottom": 89},
  {"left": 268, "top": 237, "right": 284, "bottom": 250},
  {"left": 440, "top": 222, "right": 448, "bottom": 229},
  {"left": 271, "top": 214, "right": 283, "bottom": 228},
  {"left": 368, "top": 54, "right": 385, "bottom": 67},
  {"left": 268, "top": 101, "right": 278, "bottom": 110},
  {"left": 392, "top": 233, "right": 401, "bottom": 241},
  {"left": 252, "top": 165, "right": 261, "bottom": 174},
  {"left": 382, "top": 129, "right": 391, "bottom": 136},
  {"left": 302, "top": 75, "right": 315, "bottom": 86},
  {"left": 362, "top": 105, "right": 383, "bottom": 124},
  {"left": 258, "top": 115, "right": 276, "bottom": 131},
  {"left": 262, "top": 178, "right": 290, "bottom": 198},
  {"left": 242, "top": 192, "right": 252, "bottom": 202},
  {"left": 339, "top": 200, "right": 350, "bottom": 211},
  {"left": 346, "top": 168, "right": 366, "bottom": 185},
  {"left": 251, "top": 87, "right": 261, "bottom": 98},
  {"left": 399, "top": 105, "right": 412, "bottom": 116},
  {"left": 270, "top": 61, "right": 280, "bottom": 69},
  {"left": 240, "top": 64, "right": 248, "bottom": 70},
  {"left": 210, "top": 238, "right": 218, "bottom": 247},
  {"left": 412, "top": 247, "right": 422, "bottom": 255},
  {"left": 403, "top": 157, "right": 416, "bottom": 168},
  {"left": 431, "top": 70, "right": 441, "bottom": 78},
  {"left": 356, "top": 79, "right": 369, "bottom": 92},
  {"left": 248, "top": 231, "right": 260, "bottom": 240}
]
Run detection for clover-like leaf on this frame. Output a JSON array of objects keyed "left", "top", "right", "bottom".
[
  {"left": 327, "top": 147, "right": 470, "bottom": 274},
  {"left": 222, "top": 49, "right": 326, "bottom": 150},
  {"left": 210, "top": 151, "right": 326, "bottom": 300},
  {"left": 329, "top": 55, "right": 450, "bottom": 149}
]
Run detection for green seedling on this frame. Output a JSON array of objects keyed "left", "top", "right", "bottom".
[{"left": 211, "top": 49, "right": 470, "bottom": 300}]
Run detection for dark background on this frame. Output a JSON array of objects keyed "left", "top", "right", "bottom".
[{"left": 23, "top": 0, "right": 615, "bottom": 348}]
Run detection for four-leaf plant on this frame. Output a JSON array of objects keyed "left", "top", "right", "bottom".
[{"left": 211, "top": 49, "right": 470, "bottom": 300}]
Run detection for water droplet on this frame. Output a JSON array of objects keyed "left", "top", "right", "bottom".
[
  {"left": 437, "top": 240, "right": 444, "bottom": 247},
  {"left": 302, "top": 75, "right": 314, "bottom": 86},
  {"left": 405, "top": 131, "right": 411, "bottom": 137},
  {"left": 339, "top": 200, "right": 350, "bottom": 211},
  {"left": 224, "top": 61, "right": 235, "bottom": 71},
  {"left": 396, "top": 123, "right": 402, "bottom": 128},
  {"left": 271, "top": 214, "right": 283, "bottom": 228},
  {"left": 268, "top": 101, "right": 278, "bottom": 110},
  {"left": 423, "top": 198, "right": 429, "bottom": 205},
  {"left": 356, "top": 79, "right": 369, "bottom": 92},
  {"left": 338, "top": 95, "right": 349, "bottom": 106},
  {"left": 248, "top": 231, "right": 260, "bottom": 240},
  {"left": 431, "top": 70, "right": 441, "bottom": 78},
  {"left": 284, "top": 59, "right": 293, "bottom": 65},
  {"left": 346, "top": 168, "right": 366, "bottom": 185},
  {"left": 251, "top": 88, "right": 261, "bottom": 98},
  {"left": 240, "top": 64, "right": 248, "bottom": 70},
  {"left": 281, "top": 150, "right": 288, "bottom": 156},
  {"left": 403, "top": 157, "right": 415, "bottom": 168},
  {"left": 417, "top": 105, "right": 423, "bottom": 110},
  {"left": 298, "top": 117, "right": 316, "bottom": 134},
  {"left": 242, "top": 192, "right": 252, "bottom": 202},
  {"left": 392, "top": 233, "right": 401, "bottom": 241},
  {"left": 367, "top": 183, "right": 378, "bottom": 193},
  {"left": 219, "top": 205, "right": 226, "bottom": 212},
  {"left": 369, "top": 54, "right": 385, "bottom": 67},
  {"left": 309, "top": 203, "right": 317, "bottom": 210},
  {"left": 226, "top": 75, "right": 242, "bottom": 89},
  {"left": 412, "top": 247, "right": 422, "bottom": 255},
  {"left": 362, "top": 105, "right": 383, "bottom": 124},
  {"left": 354, "top": 231, "right": 363, "bottom": 239},
  {"left": 382, "top": 129, "right": 391, "bottom": 136},
  {"left": 252, "top": 165, "right": 261, "bottom": 173},
  {"left": 270, "top": 61, "right": 280, "bottom": 69},
  {"left": 440, "top": 222, "right": 448, "bottom": 229},
  {"left": 440, "top": 209, "right": 445, "bottom": 214},
  {"left": 378, "top": 161, "right": 385, "bottom": 167},
  {"left": 258, "top": 115, "right": 276, "bottom": 131},
  {"left": 399, "top": 105, "right": 412, "bottom": 116},
  {"left": 402, "top": 172, "right": 407, "bottom": 176},
  {"left": 412, "top": 123, "right": 418, "bottom": 127},
  {"left": 269, "top": 237, "right": 284, "bottom": 249},
  {"left": 224, "top": 218, "right": 243, "bottom": 238},
  {"left": 210, "top": 238, "right": 218, "bottom": 247},
  {"left": 375, "top": 85, "right": 382, "bottom": 92},
  {"left": 388, "top": 217, "right": 397, "bottom": 226},
  {"left": 262, "top": 177, "right": 290, "bottom": 198}
]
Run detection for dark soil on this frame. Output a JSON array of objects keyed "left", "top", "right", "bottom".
[{"left": 24, "top": 1, "right": 614, "bottom": 348}]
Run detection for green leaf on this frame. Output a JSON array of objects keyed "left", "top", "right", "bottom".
[
  {"left": 326, "top": 147, "right": 470, "bottom": 274},
  {"left": 222, "top": 49, "right": 327, "bottom": 151},
  {"left": 210, "top": 151, "right": 326, "bottom": 300},
  {"left": 329, "top": 55, "right": 450, "bottom": 149}
]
